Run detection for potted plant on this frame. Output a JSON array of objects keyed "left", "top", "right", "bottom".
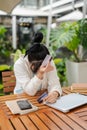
[{"left": 50, "top": 20, "right": 87, "bottom": 85}]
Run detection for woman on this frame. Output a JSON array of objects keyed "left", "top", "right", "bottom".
[{"left": 14, "top": 32, "right": 62, "bottom": 103}]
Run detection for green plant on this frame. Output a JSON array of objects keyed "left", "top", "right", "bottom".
[
  {"left": 79, "top": 19, "right": 87, "bottom": 48},
  {"left": 0, "top": 84, "right": 4, "bottom": 96},
  {"left": 0, "top": 65, "right": 11, "bottom": 71},
  {"left": 0, "top": 26, "right": 13, "bottom": 64},
  {"left": 13, "top": 49, "right": 23, "bottom": 62},
  {"left": 11, "top": 49, "right": 26, "bottom": 63},
  {"left": 50, "top": 22, "right": 79, "bottom": 49},
  {"left": 54, "top": 58, "right": 68, "bottom": 86},
  {"left": 53, "top": 20, "right": 87, "bottom": 62}
]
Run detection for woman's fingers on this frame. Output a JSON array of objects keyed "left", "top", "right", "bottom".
[
  {"left": 43, "top": 91, "right": 58, "bottom": 103},
  {"left": 43, "top": 63, "right": 54, "bottom": 72},
  {"left": 45, "top": 97, "right": 56, "bottom": 103}
]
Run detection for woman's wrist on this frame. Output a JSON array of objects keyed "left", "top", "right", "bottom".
[
  {"left": 53, "top": 91, "right": 60, "bottom": 97},
  {"left": 36, "top": 71, "right": 44, "bottom": 79}
]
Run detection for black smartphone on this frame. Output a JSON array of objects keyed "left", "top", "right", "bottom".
[{"left": 17, "top": 100, "right": 32, "bottom": 110}]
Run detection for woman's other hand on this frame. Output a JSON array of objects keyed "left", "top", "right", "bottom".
[{"left": 43, "top": 91, "right": 59, "bottom": 103}]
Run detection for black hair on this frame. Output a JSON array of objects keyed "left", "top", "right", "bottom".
[
  {"left": 24, "top": 32, "right": 50, "bottom": 73},
  {"left": 32, "top": 32, "right": 43, "bottom": 43}
]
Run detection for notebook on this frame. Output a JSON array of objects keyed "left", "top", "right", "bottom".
[
  {"left": 5, "top": 98, "right": 38, "bottom": 115},
  {"left": 45, "top": 93, "right": 87, "bottom": 113},
  {"left": 71, "top": 83, "right": 87, "bottom": 95}
]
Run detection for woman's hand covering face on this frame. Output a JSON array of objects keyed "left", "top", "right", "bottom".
[
  {"left": 38, "top": 62, "right": 54, "bottom": 74},
  {"left": 36, "top": 62, "right": 54, "bottom": 80}
]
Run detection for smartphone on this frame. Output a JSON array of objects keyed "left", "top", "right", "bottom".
[
  {"left": 37, "top": 92, "right": 48, "bottom": 103},
  {"left": 17, "top": 100, "right": 32, "bottom": 110},
  {"left": 41, "top": 55, "right": 52, "bottom": 67}
]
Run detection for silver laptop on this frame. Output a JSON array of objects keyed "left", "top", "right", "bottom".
[{"left": 45, "top": 93, "right": 87, "bottom": 113}]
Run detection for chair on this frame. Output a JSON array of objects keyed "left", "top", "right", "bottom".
[{"left": 2, "top": 71, "right": 16, "bottom": 94}]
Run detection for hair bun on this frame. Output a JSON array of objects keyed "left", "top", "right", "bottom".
[
  {"left": 24, "top": 32, "right": 43, "bottom": 57},
  {"left": 32, "top": 32, "right": 43, "bottom": 43}
]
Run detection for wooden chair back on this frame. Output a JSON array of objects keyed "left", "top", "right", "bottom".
[{"left": 2, "top": 71, "right": 16, "bottom": 94}]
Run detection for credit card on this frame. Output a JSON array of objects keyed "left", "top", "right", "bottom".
[{"left": 37, "top": 92, "right": 48, "bottom": 103}]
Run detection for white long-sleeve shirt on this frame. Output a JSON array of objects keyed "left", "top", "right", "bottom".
[{"left": 14, "top": 55, "right": 62, "bottom": 96}]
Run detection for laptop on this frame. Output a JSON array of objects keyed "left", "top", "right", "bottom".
[{"left": 45, "top": 93, "right": 87, "bottom": 113}]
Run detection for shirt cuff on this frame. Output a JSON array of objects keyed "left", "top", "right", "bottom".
[
  {"left": 49, "top": 88, "right": 62, "bottom": 96},
  {"left": 34, "top": 75, "right": 43, "bottom": 83}
]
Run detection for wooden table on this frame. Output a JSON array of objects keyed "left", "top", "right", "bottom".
[{"left": 0, "top": 87, "right": 87, "bottom": 130}]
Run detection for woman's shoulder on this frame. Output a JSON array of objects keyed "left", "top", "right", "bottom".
[
  {"left": 14, "top": 56, "right": 24, "bottom": 65},
  {"left": 14, "top": 55, "right": 30, "bottom": 69}
]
